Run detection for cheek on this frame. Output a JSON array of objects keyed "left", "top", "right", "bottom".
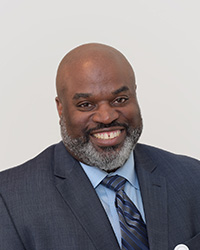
[
  {"left": 62, "top": 110, "right": 90, "bottom": 137},
  {"left": 123, "top": 104, "right": 142, "bottom": 126}
]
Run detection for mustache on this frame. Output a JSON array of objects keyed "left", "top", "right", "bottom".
[{"left": 83, "top": 121, "right": 129, "bottom": 136}]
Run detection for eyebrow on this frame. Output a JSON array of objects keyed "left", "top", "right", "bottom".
[
  {"left": 72, "top": 85, "right": 129, "bottom": 100},
  {"left": 111, "top": 86, "right": 129, "bottom": 95},
  {"left": 73, "top": 93, "right": 92, "bottom": 100}
]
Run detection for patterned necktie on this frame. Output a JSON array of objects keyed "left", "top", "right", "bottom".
[{"left": 102, "top": 175, "right": 149, "bottom": 250}]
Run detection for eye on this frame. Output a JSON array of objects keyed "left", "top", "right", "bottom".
[
  {"left": 113, "top": 97, "right": 129, "bottom": 105},
  {"left": 77, "top": 102, "right": 94, "bottom": 111}
]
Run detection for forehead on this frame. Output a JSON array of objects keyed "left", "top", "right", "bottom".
[{"left": 62, "top": 56, "right": 135, "bottom": 96}]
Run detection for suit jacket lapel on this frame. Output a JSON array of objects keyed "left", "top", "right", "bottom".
[
  {"left": 134, "top": 144, "right": 168, "bottom": 250},
  {"left": 53, "top": 142, "right": 120, "bottom": 250}
]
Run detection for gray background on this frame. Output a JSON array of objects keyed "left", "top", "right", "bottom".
[{"left": 1, "top": 0, "right": 199, "bottom": 171}]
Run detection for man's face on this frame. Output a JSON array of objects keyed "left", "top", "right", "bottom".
[{"left": 56, "top": 56, "right": 143, "bottom": 171}]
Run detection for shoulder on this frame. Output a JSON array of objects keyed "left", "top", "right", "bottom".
[
  {"left": 135, "top": 143, "right": 200, "bottom": 178},
  {"left": 0, "top": 143, "right": 58, "bottom": 190},
  {"left": 0, "top": 143, "right": 65, "bottom": 226},
  {"left": 135, "top": 143, "right": 200, "bottom": 167},
  {"left": 135, "top": 143, "right": 200, "bottom": 188}
]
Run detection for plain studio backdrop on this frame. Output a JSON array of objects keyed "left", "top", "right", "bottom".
[{"left": 0, "top": 0, "right": 200, "bottom": 171}]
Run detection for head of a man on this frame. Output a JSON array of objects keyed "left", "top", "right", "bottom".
[{"left": 55, "top": 43, "right": 143, "bottom": 172}]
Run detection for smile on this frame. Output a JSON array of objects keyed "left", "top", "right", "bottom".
[{"left": 93, "top": 130, "right": 121, "bottom": 140}]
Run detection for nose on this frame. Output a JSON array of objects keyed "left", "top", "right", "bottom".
[{"left": 92, "top": 103, "right": 119, "bottom": 124}]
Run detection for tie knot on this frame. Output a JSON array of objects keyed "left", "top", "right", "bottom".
[{"left": 101, "top": 175, "right": 126, "bottom": 192}]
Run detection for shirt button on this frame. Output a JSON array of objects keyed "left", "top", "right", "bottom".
[{"left": 174, "top": 244, "right": 189, "bottom": 250}]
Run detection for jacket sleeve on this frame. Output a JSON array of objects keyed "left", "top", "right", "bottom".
[{"left": 0, "top": 195, "right": 26, "bottom": 250}]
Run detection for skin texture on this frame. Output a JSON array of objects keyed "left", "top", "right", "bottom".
[{"left": 55, "top": 43, "right": 143, "bottom": 171}]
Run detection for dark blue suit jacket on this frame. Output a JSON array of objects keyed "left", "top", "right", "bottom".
[{"left": 0, "top": 142, "right": 200, "bottom": 250}]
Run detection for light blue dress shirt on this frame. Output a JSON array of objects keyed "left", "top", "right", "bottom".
[{"left": 80, "top": 152, "right": 145, "bottom": 247}]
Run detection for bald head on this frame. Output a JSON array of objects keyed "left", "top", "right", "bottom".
[{"left": 56, "top": 43, "right": 136, "bottom": 99}]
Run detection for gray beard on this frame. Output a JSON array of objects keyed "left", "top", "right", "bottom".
[{"left": 60, "top": 117, "right": 142, "bottom": 172}]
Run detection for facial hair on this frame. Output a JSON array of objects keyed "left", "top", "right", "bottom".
[{"left": 60, "top": 117, "right": 143, "bottom": 172}]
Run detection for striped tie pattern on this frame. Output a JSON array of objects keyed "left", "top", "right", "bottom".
[{"left": 102, "top": 175, "right": 149, "bottom": 250}]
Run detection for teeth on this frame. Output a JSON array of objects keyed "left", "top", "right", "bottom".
[
  {"left": 105, "top": 134, "right": 109, "bottom": 139},
  {"left": 93, "top": 130, "right": 121, "bottom": 140}
]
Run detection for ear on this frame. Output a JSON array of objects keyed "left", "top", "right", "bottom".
[{"left": 55, "top": 97, "right": 63, "bottom": 118}]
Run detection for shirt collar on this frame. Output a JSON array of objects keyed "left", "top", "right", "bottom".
[{"left": 80, "top": 151, "right": 139, "bottom": 190}]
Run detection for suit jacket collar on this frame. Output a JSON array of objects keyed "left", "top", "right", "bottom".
[
  {"left": 134, "top": 143, "right": 168, "bottom": 250},
  {"left": 53, "top": 142, "right": 169, "bottom": 250},
  {"left": 53, "top": 142, "right": 120, "bottom": 250}
]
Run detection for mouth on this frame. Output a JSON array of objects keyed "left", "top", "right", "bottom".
[
  {"left": 90, "top": 128, "right": 126, "bottom": 148},
  {"left": 93, "top": 130, "right": 121, "bottom": 140}
]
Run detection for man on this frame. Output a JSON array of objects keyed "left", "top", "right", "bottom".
[{"left": 0, "top": 43, "right": 200, "bottom": 250}]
